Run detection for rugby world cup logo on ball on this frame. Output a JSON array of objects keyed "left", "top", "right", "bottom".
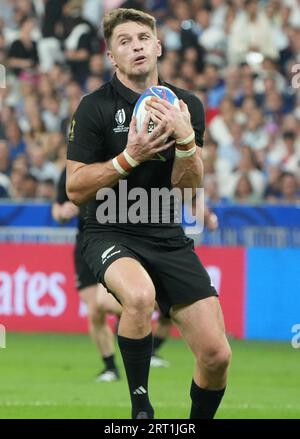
[{"left": 133, "top": 86, "right": 180, "bottom": 134}]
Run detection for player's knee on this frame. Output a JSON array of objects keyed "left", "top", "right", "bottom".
[
  {"left": 200, "top": 344, "right": 232, "bottom": 374},
  {"left": 88, "top": 302, "right": 106, "bottom": 326},
  {"left": 123, "top": 285, "right": 155, "bottom": 315},
  {"left": 96, "top": 297, "right": 110, "bottom": 315}
]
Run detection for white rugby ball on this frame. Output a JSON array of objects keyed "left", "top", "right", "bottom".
[{"left": 133, "top": 85, "right": 180, "bottom": 133}]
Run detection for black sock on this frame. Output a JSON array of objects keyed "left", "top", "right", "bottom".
[
  {"left": 118, "top": 333, "right": 154, "bottom": 419},
  {"left": 152, "top": 336, "right": 165, "bottom": 355},
  {"left": 190, "top": 379, "right": 225, "bottom": 419},
  {"left": 103, "top": 354, "right": 116, "bottom": 370}
]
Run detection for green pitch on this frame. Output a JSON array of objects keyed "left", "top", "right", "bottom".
[{"left": 0, "top": 333, "right": 299, "bottom": 419}]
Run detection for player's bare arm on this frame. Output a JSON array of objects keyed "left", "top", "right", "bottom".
[
  {"left": 146, "top": 98, "right": 203, "bottom": 193},
  {"left": 66, "top": 115, "right": 174, "bottom": 205},
  {"left": 66, "top": 159, "right": 121, "bottom": 206}
]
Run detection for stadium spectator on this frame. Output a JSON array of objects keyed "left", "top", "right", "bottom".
[
  {"left": 280, "top": 130, "right": 300, "bottom": 174},
  {"left": 203, "top": 139, "right": 231, "bottom": 195},
  {"left": 242, "top": 108, "right": 269, "bottom": 150},
  {"left": 37, "top": 178, "right": 57, "bottom": 200},
  {"left": 231, "top": 173, "right": 262, "bottom": 204},
  {"left": 204, "top": 174, "right": 228, "bottom": 205},
  {"left": 60, "top": 1, "right": 98, "bottom": 85},
  {"left": 41, "top": 94, "right": 63, "bottom": 132},
  {"left": 228, "top": 146, "right": 266, "bottom": 198},
  {"left": 5, "top": 119, "right": 27, "bottom": 161},
  {"left": 41, "top": 0, "right": 68, "bottom": 38},
  {"left": 7, "top": 17, "right": 39, "bottom": 76},
  {"left": 218, "top": 122, "right": 244, "bottom": 172},
  {"left": 28, "top": 142, "right": 60, "bottom": 182},
  {"left": 278, "top": 171, "right": 300, "bottom": 204},
  {"left": 19, "top": 173, "right": 39, "bottom": 198},
  {"left": 264, "top": 164, "right": 283, "bottom": 203},
  {"left": 209, "top": 97, "right": 236, "bottom": 145},
  {"left": 228, "top": 0, "right": 278, "bottom": 64},
  {"left": 0, "top": 140, "right": 11, "bottom": 175}
]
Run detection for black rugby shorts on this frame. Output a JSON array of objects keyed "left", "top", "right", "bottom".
[
  {"left": 82, "top": 231, "right": 218, "bottom": 317},
  {"left": 74, "top": 233, "right": 97, "bottom": 291}
]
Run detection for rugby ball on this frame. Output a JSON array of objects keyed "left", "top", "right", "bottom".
[{"left": 133, "top": 86, "right": 180, "bottom": 133}]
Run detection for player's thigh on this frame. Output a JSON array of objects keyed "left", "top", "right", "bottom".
[
  {"left": 79, "top": 284, "right": 98, "bottom": 306},
  {"left": 95, "top": 283, "right": 122, "bottom": 315},
  {"left": 104, "top": 257, "right": 156, "bottom": 308},
  {"left": 170, "top": 297, "right": 230, "bottom": 358}
]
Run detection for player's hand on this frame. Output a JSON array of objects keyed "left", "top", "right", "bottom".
[
  {"left": 61, "top": 201, "right": 79, "bottom": 220},
  {"left": 145, "top": 97, "right": 193, "bottom": 142},
  {"left": 125, "top": 114, "right": 175, "bottom": 163}
]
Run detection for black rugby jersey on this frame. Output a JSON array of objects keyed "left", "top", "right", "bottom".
[{"left": 67, "top": 74, "right": 205, "bottom": 238}]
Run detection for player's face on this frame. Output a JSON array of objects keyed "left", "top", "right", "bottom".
[{"left": 108, "top": 21, "right": 162, "bottom": 78}]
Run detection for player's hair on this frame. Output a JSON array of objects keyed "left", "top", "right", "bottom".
[{"left": 103, "top": 8, "right": 156, "bottom": 47}]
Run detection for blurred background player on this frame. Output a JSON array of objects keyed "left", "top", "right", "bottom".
[{"left": 52, "top": 167, "right": 122, "bottom": 382}]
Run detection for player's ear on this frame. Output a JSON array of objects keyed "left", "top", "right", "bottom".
[
  {"left": 157, "top": 40, "right": 162, "bottom": 58},
  {"left": 107, "top": 50, "right": 117, "bottom": 67}
]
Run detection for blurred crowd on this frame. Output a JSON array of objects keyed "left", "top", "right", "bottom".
[{"left": 0, "top": 0, "right": 300, "bottom": 205}]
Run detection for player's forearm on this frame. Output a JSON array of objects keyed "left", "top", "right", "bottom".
[
  {"left": 66, "top": 160, "right": 122, "bottom": 205},
  {"left": 171, "top": 148, "right": 203, "bottom": 195}
]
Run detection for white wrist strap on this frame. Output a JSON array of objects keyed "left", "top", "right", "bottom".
[
  {"left": 176, "top": 132, "right": 195, "bottom": 145},
  {"left": 124, "top": 149, "right": 139, "bottom": 167},
  {"left": 175, "top": 146, "right": 197, "bottom": 158},
  {"left": 112, "top": 157, "right": 129, "bottom": 176}
]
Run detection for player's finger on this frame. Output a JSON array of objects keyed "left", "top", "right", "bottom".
[
  {"left": 179, "top": 99, "right": 187, "bottom": 110},
  {"left": 149, "top": 110, "right": 164, "bottom": 123},
  {"left": 129, "top": 116, "right": 137, "bottom": 133},
  {"left": 146, "top": 100, "right": 169, "bottom": 115},
  {"left": 154, "top": 139, "right": 175, "bottom": 152},
  {"left": 156, "top": 98, "right": 173, "bottom": 110},
  {"left": 149, "top": 119, "right": 167, "bottom": 139},
  {"left": 151, "top": 128, "right": 173, "bottom": 146},
  {"left": 140, "top": 112, "right": 152, "bottom": 135},
  {"left": 179, "top": 99, "right": 190, "bottom": 116}
]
